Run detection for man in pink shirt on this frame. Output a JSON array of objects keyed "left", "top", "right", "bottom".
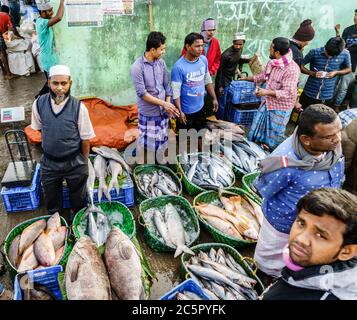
[{"left": 242, "top": 37, "right": 300, "bottom": 150}]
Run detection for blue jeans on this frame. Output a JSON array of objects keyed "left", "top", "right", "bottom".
[{"left": 334, "top": 72, "right": 355, "bottom": 106}]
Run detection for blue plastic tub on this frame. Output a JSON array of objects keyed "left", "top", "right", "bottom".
[
  {"left": 14, "top": 265, "right": 63, "bottom": 300},
  {"left": 1, "top": 164, "right": 41, "bottom": 213},
  {"left": 228, "top": 80, "right": 261, "bottom": 104},
  {"left": 160, "top": 279, "right": 211, "bottom": 300}
]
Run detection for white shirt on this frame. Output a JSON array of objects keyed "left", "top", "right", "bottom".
[{"left": 31, "top": 97, "right": 96, "bottom": 140}]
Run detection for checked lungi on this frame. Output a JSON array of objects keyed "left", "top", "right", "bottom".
[
  {"left": 138, "top": 113, "right": 169, "bottom": 151},
  {"left": 248, "top": 102, "right": 292, "bottom": 150}
]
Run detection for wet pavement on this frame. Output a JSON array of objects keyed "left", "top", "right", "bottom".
[{"left": 0, "top": 72, "right": 256, "bottom": 300}]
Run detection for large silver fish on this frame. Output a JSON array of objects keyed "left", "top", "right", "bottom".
[
  {"left": 92, "top": 146, "right": 132, "bottom": 174},
  {"left": 107, "top": 159, "right": 122, "bottom": 194},
  {"left": 93, "top": 154, "right": 111, "bottom": 203}
]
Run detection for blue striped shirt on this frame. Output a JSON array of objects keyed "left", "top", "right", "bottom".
[
  {"left": 339, "top": 108, "right": 357, "bottom": 128},
  {"left": 303, "top": 47, "right": 351, "bottom": 100}
]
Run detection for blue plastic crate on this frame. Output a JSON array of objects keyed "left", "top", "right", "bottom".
[
  {"left": 1, "top": 164, "right": 41, "bottom": 213},
  {"left": 62, "top": 175, "right": 135, "bottom": 209},
  {"left": 232, "top": 108, "right": 258, "bottom": 127},
  {"left": 14, "top": 265, "right": 63, "bottom": 300},
  {"left": 160, "top": 279, "right": 211, "bottom": 300},
  {"left": 228, "top": 80, "right": 261, "bottom": 104}
]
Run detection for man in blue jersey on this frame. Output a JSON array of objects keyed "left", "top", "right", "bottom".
[{"left": 171, "top": 32, "right": 218, "bottom": 131}]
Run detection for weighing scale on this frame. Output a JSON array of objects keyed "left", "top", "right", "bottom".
[{"left": 1, "top": 107, "right": 36, "bottom": 188}]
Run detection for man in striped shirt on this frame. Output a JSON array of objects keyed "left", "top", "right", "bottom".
[{"left": 300, "top": 37, "right": 352, "bottom": 111}]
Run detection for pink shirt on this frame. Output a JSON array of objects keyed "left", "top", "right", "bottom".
[{"left": 254, "top": 60, "right": 300, "bottom": 111}]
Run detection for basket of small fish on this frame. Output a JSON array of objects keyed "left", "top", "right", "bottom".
[
  {"left": 160, "top": 278, "right": 211, "bottom": 300},
  {"left": 217, "top": 137, "right": 269, "bottom": 178},
  {"left": 181, "top": 243, "right": 265, "bottom": 300},
  {"left": 134, "top": 164, "right": 182, "bottom": 201},
  {"left": 72, "top": 201, "right": 136, "bottom": 254},
  {"left": 193, "top": 188, "right": 263, "bottom": 248},
  {"left": 176, "top": 152, "right": 235, "bottom": 196},
  {"left": 242, "top": 171, "right": 262, "bottom": 204},
  {"left": 139, "top": 195, "right": 200, "bottom": 256},
  {"left": 3, "top": 213, "right": 72, "bottom": 281}
]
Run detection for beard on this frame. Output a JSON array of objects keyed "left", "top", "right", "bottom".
[{"left": 50, "top": 88, "right": 71, "bottom": 105}]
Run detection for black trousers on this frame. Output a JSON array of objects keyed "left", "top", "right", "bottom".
[
  {"left": 299, "top": 91, "right": 333, "bottom": 109},
  {"left": 41, "top": 154, "right": 88, "bottom": 215},
  {"left": 36, "top": 71, "right": 50, "bottom": 98}
]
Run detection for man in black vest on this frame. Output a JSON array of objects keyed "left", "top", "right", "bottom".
[{"left": 31, "top": 65, "right": 95, "bottom": 221}]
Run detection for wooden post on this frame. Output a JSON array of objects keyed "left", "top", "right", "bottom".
[{"left": 148, "top": 0, "right": 154, "bottom": 31}]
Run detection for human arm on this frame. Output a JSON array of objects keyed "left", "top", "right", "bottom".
[
  {"left": 48, "top": 0, "right": 65, "bottom": 27},
  {"left": 171, "top": 64, "right": 186, "bottom": 123},
  {"left": 81, "top": 140, "right": 90, "bottom": 160},
  {"left": 326, "top": 52, "right": 352, "bottom": 78},
  {"left": 209, "top": 42, "right": 221, "bottom": 76},
  {"left": 335, "top": 24, "right": 341, "bottom": 37},
  {"left": 31, "top": 100, "right": 42, "bottom": 130},
  {"left": 301, "top": 49, "right": 317, "bottom": 76},
  {"left": 204, "top": 62, "right": 218, "bottom": 112}
]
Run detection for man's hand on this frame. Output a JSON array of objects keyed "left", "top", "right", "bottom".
[
  {"left": 294, "top": 101, "right": 303, "bottom": 112},
  {"left": 212, "top": 99, "right": 219, "bottom": 113},
  {"left": 255, "top": 87, "right": 268, "bottom": 97},
  {"left": 335, "top": 24, "right": 341, "bottom": 36},
  {"left": 179, "top": 111, "right": 187, "bottom": 125},
  {"left": 326, "top": 71, "right": 338, "bottom": 78},
  {"left": 162, "top": 101, "right": 180, "bottom": 118}
]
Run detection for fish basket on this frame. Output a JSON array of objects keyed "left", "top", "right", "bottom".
[
  {"left": 242, "top": 171, "right": 262, "bottom": 204},
  {"left": 72, "top": 201, "right": 136, "bottom": 252},
  {"left": 133, "top": 164, "right": 182, "bottom": 202},
  {"left": 176, "top": 152, "right": 235, "bottom": 197},
  {"left": 180, "top": 243, "right": 265, "bottom": 295},
  {"left": 138, "top": 195, "right": 200, "bottom": 253},
  {"left": 3, "top": 215, "right": 72, "bottom": 282},
  {"left": 193, "top": 188, "right": 260, "bottom": 248},
  {"left": 14, "top": 265, "right": 64, "bottom": 300},
  {"left": 160, "top": 278, "right": 211, "bottom": 300}
]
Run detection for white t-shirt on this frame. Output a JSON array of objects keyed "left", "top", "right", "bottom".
[{"left": 31, "top": 97, "right": 96, "bottom": 140}]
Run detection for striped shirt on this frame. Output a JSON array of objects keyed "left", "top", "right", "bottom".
[
  {"left": 339, "top": 108, "right": 357, "bottom": 128},
  {"left": 303, "top": 48, "right": 351, "bottom": 100},
  {"left": 253, "top": 60, "right": 300, "bottom": 111}
]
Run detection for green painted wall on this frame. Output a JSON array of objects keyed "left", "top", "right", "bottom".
[{"left": 53, "top": 0, "right": 357, "bottom": 104}]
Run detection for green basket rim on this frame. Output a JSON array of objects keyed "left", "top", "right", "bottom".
[
  {"left": 71, "top": 201, "right": 136, "bottom": 241},
  {"left": 242, "top": 171, "right": 262, "bottom": 203},
  {"left": 139, "top": 195, "right": 200, "bottom": 251},
  {"left": 193, "top": 188, "right": 259, "bottom": 245},
  {"left": 133, "top": 164, "right": 182, "bottom": 200},
  {"left": 4, "top": 215, "right": 70, "bottom": 273},
  {"left": 176, "top": 152, "right": 236, "bottom": 195}
]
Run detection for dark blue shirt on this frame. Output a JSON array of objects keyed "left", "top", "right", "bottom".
[
  {"left": 255, "top": 136, "right": 345, "bottom": 234},
  {"left": 303, "top": 47, "right": 351, "bottom": 100}
]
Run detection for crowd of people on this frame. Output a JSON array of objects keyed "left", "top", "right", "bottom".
[{"left": 1, "top": 1, "right": 357, "bottom": 300}]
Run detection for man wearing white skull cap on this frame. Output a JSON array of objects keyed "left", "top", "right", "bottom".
[
  {"left": 35, "top": 0, "right": 65, "bottom": 97},
  {"left": 31, "top": 64, "right": 95, "bottom": 223}
]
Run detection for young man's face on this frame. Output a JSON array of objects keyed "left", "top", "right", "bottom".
[
  {"left": 186, "top": 39, "right": 204, "bottom": 58},
  {"left": 300, "top": 118, "right": 342, "bottom": 153},
  {"left": 41, "top": 8, "right": 54, "bottom": 19},
  {"left": 269, "top": 43, "right": 278, "bottom": 59},
  {"left": 151, "top": 43, "right": 166, "bottom": 60},
  {"left": 205, "top": 29, "right": 216, "bottom": 41},
  {"left": 233, "top": 40, "right": 244, "bottom": 51},
  {"left": 48, "top": 75, "right": 72, "bottom": 103},
  {"left": 289, "top": 209, "right": 346, "bottom": 266}
]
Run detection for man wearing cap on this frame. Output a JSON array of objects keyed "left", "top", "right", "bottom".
[
  {"left": 35, "top": 0, "right": 65, "bottom": 97},
  {"left": 215, "top": 32, "right": 250, "bottom": 119},
  {"left": 31, "top": 65, "right": 96, "bottom": 221}
]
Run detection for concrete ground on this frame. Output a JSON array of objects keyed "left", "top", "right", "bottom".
[{"left": 0, "top": 72, "right": 256, "bottom": 300}]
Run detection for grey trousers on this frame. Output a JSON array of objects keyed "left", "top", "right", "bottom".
[{"left": 40, "top": 153, "right": 88, "bottom": 215}]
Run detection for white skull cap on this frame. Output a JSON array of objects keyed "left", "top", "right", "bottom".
[{"left": 49, "top": 65, "right": 71, "bottom": 77}]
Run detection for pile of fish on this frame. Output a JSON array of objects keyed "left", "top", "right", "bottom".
[
  {"left": 169, "top": 290, "right": 204, "bottom": 300},
  {"left": 91, "top": 146, "right": 132, "bottom": 203},
  {"left": 195, "top": 192, "right": 263, "bottom": 241},
  {"left": 218, "top": 138, "right": 269, "bottom": 174},
  {"left": 137, "top": 170, "right": 179, "bottom": 198},
  {"left": 181, "top": 153, "right": 235, "bottom": 189},
  {"left": 65, "top": 227, "right": 145, "bottom": 300},
  {"left": 204, "top": 119, "right": 245, "bottom": 142},
  {"left": 185, "top": 248, "right": 259, "bottom": 300},
  {"left": 8, "top": 213, "right": 66, "bottom": 272},
  {"left": 150, "top": 203, "right": 195, "bottom": 258}
]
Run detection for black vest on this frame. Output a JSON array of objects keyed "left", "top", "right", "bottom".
[{"left": 37, "top": 93, "right": 81, "bottom": 161}]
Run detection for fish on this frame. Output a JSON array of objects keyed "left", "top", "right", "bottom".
[
  {"left": 19, "top": 219, "right": 47, "bottom": 255},
  {"left": 9, "top": 235, "right": 21, "bottom": 268},
  {"left": 87, "top": 211, "right": 99, "bottom": 246},
  {"left": 65, "top": 236, "right": 111, "bottom": 300},
  {"left": 96, "top": 212, "right": 111, "bottom": 246},
  {"left": 165, "top": 203, "right": 195, "bottom": 258},
  {"left": 17, "top": 245, "right": 38, "bottom": 272},
  {"left": 176, "top": 291, "right": 203, "bottom": 300},
  {"left": 87, "top": 158, "right": 96, "bottom": 207},
  {"left": 176, "top": 292, "right": 191, "bottom": 300},
  {"left": 34, "top": 233, "right": 56, "bottom": 267},
  {"left": 104, "top": 227, "right": 144, "bottom": 300},
  {"left": 54, "top": 246, "right": 65, "bottom": 265},
  {"left": 199, "top": 215, "right": 243, "bottom": 240},
  {"left": 205, "top": 119, "right": 245, "bottom": 135},
  {"left": 107, "top": 159, "right": 122, "bottom": 194},
  {"left": 92, "top": 146, "right": 132, "bottom": 174},
  {"left": 94, "top": 154, "right": 111, "bottom": 203},
  {"left": 138, "top": 170, "right": 179, "bottom": 198},
  {"left": 48, "top": 226, "right": 66, "bottom": 251},
  {"left": 153, "top": 210, "right": 172, "bottom": 246},
  {"left": 46, "top": 212, "right": 61, "bottom": 233}
]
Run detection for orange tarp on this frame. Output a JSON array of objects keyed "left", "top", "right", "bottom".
[{"left": 24, "top": 98, "right": 139, "bottom": 150}]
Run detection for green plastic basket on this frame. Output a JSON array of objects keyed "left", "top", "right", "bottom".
[
  {"left": 180, "top": 243, "right": 265, "bottom": 296},
  {"left": 193, "top": 188, "right": 261, "bottom": 248},
  {"left": 139, "top": 195, "right": 200, "bottom": 253},
  {"left": 242, "top": 171, "right": 262, "bottom": 204},
  {"left": 176, "top": 152, "right": 236, "bottom": 196},
  {"left": 133, "top": 164, "right": 182, "bottom": 201},
  {"left": 72, "top": 201, "right": 136, "bottom": 254},
  {"left": 3, "top": 215, "right": 73, "bottom": 282}
]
